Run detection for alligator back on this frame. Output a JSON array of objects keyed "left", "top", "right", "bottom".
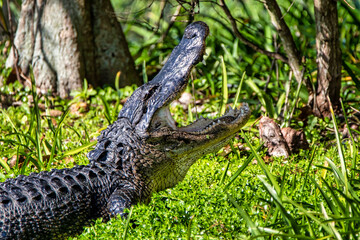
[{"left": 0, "top": 163, "right": 116, "bottom": 240}]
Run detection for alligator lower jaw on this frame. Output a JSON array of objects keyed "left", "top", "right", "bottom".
[{"left": 146, "top": 100, "right": 250, "bottom": 193}]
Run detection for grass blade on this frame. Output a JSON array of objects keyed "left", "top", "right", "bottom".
[
  {"left": 286, "top": 199, "right": 334, "bottom": 236},
  {"left": 242, "top": 130, "right": 280, "bottom": 193},
  {"left": 0, "top": 158, "right": 10, "bottom": 173},
  {"left": 47, "top": 108, "right": 71, "bottom": 169},
  {"left": 233, "top": 71, "right": 246, "bottom": 108},
  {"left": 320, "top": 203, "right": 343, "bottom": 240},
  {"left": 122, "top": 206, "right": 133, "bottom": 240},
  {"left": 142, "top": 60, "right": 148, "bottom": 84},
  {"left": 62, "top": 141, "right": 97, "bottom": 157},
  {"left": 258, "top": 175, "right": 300, "bottom": 234},
  {"left": 31, "top": 77, "right": 43, "bottom": 168},
  {"left": 328, "top": 96, "right": 347, "bottom": 180},
  {"left": 115, "top": 71, "right": 121, "bottom": 92},
  {"left": 224, "top": 143, "right": 263, "bottom": 190},
  {"left": 220, "top": 56, "right": 228, "bottom": 116},
  {"left": 1, "top": 109, "right": 22, "bottom": 143},
  {"left": 226, "top": 193, "right": 263, "bottom": 238},
  {"left": 99, "top": 94, "right": 113, "bottom": 125},
  {"left": 310, "top": 177, "right": 342, "bottom": 216},
  {"left": 245, "top": 79, "right": 275, "bottom": 118},
  {"left": 300, "top": 146, "right": 317, "bottom": 192},
  {"left": 325, "top": 158, "right": 360, "bottom": 202},
  {"left": 340, "top": 99, "right": 357, "bottom": 179},
  {"left": 186, "top": 215, "right": 194, "bottom": 240}
]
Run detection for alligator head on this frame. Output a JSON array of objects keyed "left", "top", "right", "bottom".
[
  {"left": 117, "top": 21, "right": 250, "bottom": 192},
  {"left": 97, "top": 21, "right": 250, "bottom": 194}
]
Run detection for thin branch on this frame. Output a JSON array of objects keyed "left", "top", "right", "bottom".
[
  {"left": 280, "top": 0, "right": 295, "bottom": 19},
  {"left": 154, "top": 0, "right": 167, "bottom": 33},
  {"left": 218, "top": 0, "right": 288, "bottom": 63},
  {"left": 342, "top": 0, "right": 355, "bottom": 9},
  {"left": 263, "top": 0, "right": 313, "bottom": 95},
  {"left": 264, "top": 34, "right": 279, "bottom": 93},
  {"left": 159, "top": 4, "right": 182, "bottom": 42}
]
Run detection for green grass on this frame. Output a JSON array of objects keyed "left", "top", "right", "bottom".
[
  {"left": 1, "top": 81, "right": 359, "bottom": 239},
  {"left": 1, "top": 0, "right": 360, "bottom": 238}
]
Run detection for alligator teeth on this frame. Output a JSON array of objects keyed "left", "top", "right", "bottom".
[
  {"left": 225, "top": 106, "right": 231, "bottom": 113},
  {"left": 229, "top": 107, "right": 236, "bottom": 116}
]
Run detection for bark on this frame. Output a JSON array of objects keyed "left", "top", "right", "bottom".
[
  {"left": 281, "top": 127, "right": 309, "bottom": 153},
  {"left": 259, "top": 118, "right": 309, "bottom": 157},
  {"left": 314, "top": 0, "right": 342, "bottom": 117},
  {"left": 259, "top": 117, "right": 291, "bottom": 158},
  {"left": 5, "top": 0, "right": 140, "bottom": 98}
]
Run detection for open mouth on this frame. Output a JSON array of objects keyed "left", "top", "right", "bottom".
[
  {"left": 146, "top": 21, "right": 249, "bottom": 136},
  {"left": 149, "top": 99, "right": 250, "bottom": 135},
  {"left": 179, "top": 104, "right": 250, "bottom": 134},
  {"left": 119, "top": 21, "right": 250, "bottom": 138}
]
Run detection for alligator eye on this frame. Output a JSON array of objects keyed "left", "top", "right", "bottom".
[
  {"left": 184, "top": 31, "right": 197, "bottom": 39},
  {"left": 154, "top": 121, "right": 161, "bottom": 129}
]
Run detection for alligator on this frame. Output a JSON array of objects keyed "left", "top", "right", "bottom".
[{"left": 0, "top": 21, "right": 250, "bottom": 239}]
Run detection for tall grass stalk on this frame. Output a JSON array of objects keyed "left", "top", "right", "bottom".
[
  {"left": 285, "top": 75, "right": 303, "bottom": 127},
  {"left": 340, "top": 99, "right": 357, "bottom": 179},
  {"left": 223, "top": 144, "right": 263, "bottom": 191},
  {"left": 122, "top": 206, "right": 133, "bottom": 240},
  {"left": 186, "top": 215, "right": 194, "bottom": 240},
  {"left": 220, "top": 56, "right": 228, "bottom": 116},
  {"left": 287, "top": 198, "right": 334, "bottom": 235},
  {"left": 47, "top": 108, "right": 70, "bottom": 169},
  {"left": 245, "top": 79, "right": 275, "bottom": 118},
  {"left": 99, "top": 95, "right": 113, "bottom": 125},
  {"left": 31, "top": 76, "right": 44, "bottom": 169},
  {"left": 187, "top": 104, "right": 193, "bottom": 123},
  {"left": 226, "top": 193, "right": 263, "bottom": 238},
  {"left": 300, "top": 146, "right": 317, "bottom": 192},
  {"left": 258, "top": 175, "right": 300, "bottom": 235},
  {"left": 220, "top": 140, "right": 237, "bottom": 185},
  {"left": 233, "top": 71, "right": 246, "bottom": 108},
  {"left": 328, "top": 96, "right": 347, "bottom": 181},
  {"left": 241, "top": 130, "right": 280, "bottom": 193},
  {"left": 142, "top": 60, "right": 148, "bottom": 84}
]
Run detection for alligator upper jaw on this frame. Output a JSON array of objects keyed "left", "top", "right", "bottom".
[
  {"left": 117, "top": 21, "right": 209, "bottom": 136},
  {"left": 149, "top": 102, "right": 250, "bottom": 137},
  {"left": 117, "top": 21, "right": 249, "bottom": 141}
]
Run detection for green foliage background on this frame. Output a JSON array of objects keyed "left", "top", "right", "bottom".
[{"left": 1, "top": 0, "right": 360, "bottom": 239}]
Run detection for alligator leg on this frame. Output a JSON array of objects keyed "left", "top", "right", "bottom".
[{"left": 107, "top": 187, "right": 138, "bottom": 218}]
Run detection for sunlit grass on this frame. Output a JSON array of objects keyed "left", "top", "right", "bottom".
[
  {"left": 0, "top": 0, "right": 359, "bottom": 238},
  {"left": 1, "top": 75, "right": 359, "bottom": 239}
]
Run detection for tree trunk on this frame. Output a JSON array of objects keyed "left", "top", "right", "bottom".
[
  {"left": 5, "top": 0, "right": 140, "bottom": 98},
  {"left": 314, "top": 0, "right": 342, "bottom": 117}
]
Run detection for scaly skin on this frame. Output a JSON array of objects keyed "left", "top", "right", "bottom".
[{"left": 0, "top": 22, "right": 251, "bottom": 239}]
